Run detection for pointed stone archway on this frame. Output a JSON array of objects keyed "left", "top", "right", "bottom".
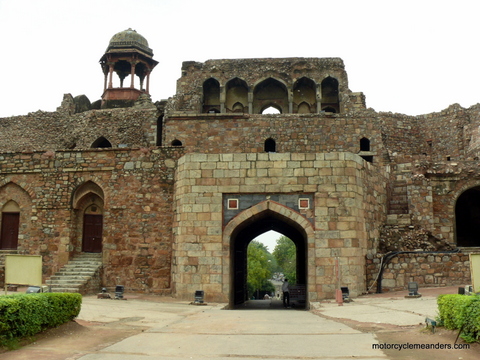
[{"left": 223, "top": 200, "right": 315, "bottom": 308}]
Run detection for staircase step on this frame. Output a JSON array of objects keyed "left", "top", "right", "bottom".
[
  {"left": 62, "top": 264, "right": 101, "bottom": 269},
  {"left": 49, "top": 275, "right": 90, "bottom": 280},
  {"left": 46, "top": 253, "right": 102, "bottom": 295},
  {"left": 56, "top": 269, "right": 97, "bottom": 274},
  {"left": 49, "top": 287, "right": 82, "bottom": 293}
]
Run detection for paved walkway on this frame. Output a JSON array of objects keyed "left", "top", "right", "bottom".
[
  {"left": 315, "top": 291, "right": 438, "bottom": 326},
  {"left": 77, "top": 298, "right": 387, "bottom": 360},
  {"left": 1, "top": 286, "right": 465, "bottom": 359}
]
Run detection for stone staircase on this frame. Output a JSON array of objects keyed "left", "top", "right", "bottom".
[
  {"left": 388, "top": 179, "right": 409, "bottom": 215},
  {"left": 386, "top": 165, "right": 412, "bottom": 227},
  {"left": 46, "top": 253, "right": 102, "bottom": 294}
]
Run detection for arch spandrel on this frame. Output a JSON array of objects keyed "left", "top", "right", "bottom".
[
  {"left": 223, "top": 200, "right": 314, "bottom": 245},
  {"left": 72, "top": 181, "right": 105, "bottom": 210}
]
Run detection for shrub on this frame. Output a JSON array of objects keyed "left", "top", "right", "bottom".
[
  {"left": 0, "top": 293, "right": 82, "bottom": 345},
  {"left": 437, "top": 294, "right": 480, "bottom": 343}
]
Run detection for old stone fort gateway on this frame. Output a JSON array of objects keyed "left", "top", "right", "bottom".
[{"left": 0, "top": 29, "right": 477, "bottom": 306}]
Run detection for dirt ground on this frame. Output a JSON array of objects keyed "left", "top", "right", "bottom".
[
  {"left": 0, "top": 319, "right": 144, "bottom": 360},
  {"left": 1, "top": 288, "right": 479, "bottom": 360}
]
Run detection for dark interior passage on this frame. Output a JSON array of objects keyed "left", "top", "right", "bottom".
[{"left": 456, "top": 187, "right": 480, "bottom": 246}]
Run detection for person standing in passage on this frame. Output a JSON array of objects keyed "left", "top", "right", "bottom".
[{"left": 282, "top": 278, "right": 290, "bottom": 308}]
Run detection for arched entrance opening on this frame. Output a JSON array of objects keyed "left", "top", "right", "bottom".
[
  {"left": 72, "top": 181, "right": 105, "bottom": 253},
  {"left": 1, "top": 200, "right": 20, "bottom": 250},
  {"left": 82, "top": 204, "right": 103, "bottom": 253},
  {"left": 455, "top": 186, "right": 480, "bottom": 247},
  {"left": 228, "top": 206, "right": 309, "bottom": 308}
]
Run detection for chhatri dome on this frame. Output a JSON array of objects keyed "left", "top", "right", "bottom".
[
  {"left": 99, "top": 28, "right": 158, "bottom": 108},
  {"left": 105, "top": 28, "right": 154, "bottom": 57}
]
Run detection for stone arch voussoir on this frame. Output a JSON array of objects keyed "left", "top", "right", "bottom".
[
  {"left": 72, "top": 177, "right": 106, "bottom": 210},
  {"left": 0, "top": 179, "right": 36, "bottom": 200},
  {"left": 223, "top": 200, "right": 314, "bottom": 242}
]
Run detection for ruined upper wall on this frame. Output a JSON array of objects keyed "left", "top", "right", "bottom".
[
  {"left": 0, "top": 96, "right": 160, "bottom": 152},
  {"left": 179, "top": 57, "right": 348, "bottom": 86},
  {"left": 2, "top": 57, "right": 480, "bottom": 164},
  {"left": 169, "top": 57, "right": 365, "bottom": 114}
]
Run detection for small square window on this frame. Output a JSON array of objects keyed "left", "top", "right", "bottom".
[
  {"left": 228, "top": 199, "right": 239, "bottom": 210},
  {"left": 298, "top": 198, "right": 310, "bottom": 209}
]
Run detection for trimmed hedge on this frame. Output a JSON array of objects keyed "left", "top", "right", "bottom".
[
  {"left": 437, "top": 294, "right": 480, "bottom": 343},
  {"left": 0, "top": 293, "right": 82, "bottom": 344}
]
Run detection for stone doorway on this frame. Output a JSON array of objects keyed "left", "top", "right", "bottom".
[
  {"left": 0, "top": 212, "right": 19, "bottom": 249},
  {"left": 228, "top": 204, "right": 309, "bottom": 308},
  {"left": 455, "top": 186, "right": 480, "bottom": 247},
  {"left": 82, "top": 213, "right": 103, "bottom": 253}
]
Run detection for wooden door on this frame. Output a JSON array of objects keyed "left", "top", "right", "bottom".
[
  {"left": 1, "top": 212, "right": 19, "bottom": 249},
  {"left": 82, "top": 214, "right": 103, "bottom": 253}
]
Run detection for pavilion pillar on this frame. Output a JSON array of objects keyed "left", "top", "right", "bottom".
[
  {"left": 130, "top": 61, "right": 136, "bottom": 88},
  {"left": 108, "top": 64, "right": 114, "bottom": 89}
]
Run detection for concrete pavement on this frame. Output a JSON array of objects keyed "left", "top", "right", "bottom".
[
  {"left": 2, "top": 286, "right": 460, "bottom": 359},
  {"left": 315, "top": 293, "right": 438, "bottom": 326},
  {"left": 77, "top": 298, "right": 387, "bottom": 360}
]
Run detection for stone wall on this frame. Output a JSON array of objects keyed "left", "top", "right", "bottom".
[
  {"left": 0, "top": 147, "right": 183, "bottom": 293},
  {"left": 0, "top": 101, "right": 159, "bottom": 152},
  {"left": 172, "top": 152, "right": 388, "bottom": 302},
  {"left": 165, "top": 112, "right": 388, "bottom": 163},
  {"left": 366, "top": 252, "right": 471, "bottom": 292},
  {"left": 174, "top": 58, "right": 354, "bottom": 113},
  {"left": 406, "top": 160, "right": 480, "bottom": 243},
  {"left": 2, "top": 55, "right": 480, "bottom": 301}
]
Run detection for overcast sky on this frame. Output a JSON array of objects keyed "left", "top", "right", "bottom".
[
  {"left": 2, "top": 0, "right": 479, "bottom": 251},
  {"left": 1, "top": 0, "right": 480, "bottom": 118}
]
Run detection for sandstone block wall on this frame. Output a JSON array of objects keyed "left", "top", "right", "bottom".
[
  {"left": 173, "top": 152, "right": 388, "bottom": 303},
  {"left": 165, "top": 113, "right": 387, "bottom": 163},
  {"left": 366, "top": 252, "right": 471, "bottom": 292},
  {"left": 0, "top": 147, "right": 182, "bottom": 293}
]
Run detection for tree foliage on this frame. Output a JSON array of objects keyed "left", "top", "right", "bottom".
[
  {"left": 247, "top": 240, "right": 274, "bottom": 297},
  {"left": 273, "top": 236, "right": 296, "bottom": 283}
]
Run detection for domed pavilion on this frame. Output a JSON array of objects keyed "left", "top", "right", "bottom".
[{"left": 99, "top": 28, "right": 158, "bottom": 108}]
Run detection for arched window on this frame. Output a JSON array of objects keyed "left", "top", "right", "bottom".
[
  {"left": 262, "top": 106, "right": 281, "bottom": 114},
  {"left": 1, "top": 200, "right": 20, "bottom": 250},
  {"left": 322, "top": 106, "right": 336, "bottom": 113},
  {"left": 321, "top": 77, "right": 340, "bottom": 113},
  {"left": 203, "top": 78, "right": 220, "bottom": 113},
  {"left": 264, "top": 138, "right": 276, "bottom": 152},
  {"left": 253, "top": 78, "right": 288, "bottom": 114},
  {"left": 297, "top": 102, "right": 311, "bottom": 114},
  {"left": 171, "top": 139, "right": 183, "bottom": 147},
  {"left": 91, "top": 137, "right": 112, "bottom": 148},
  {"left": 360, "top": 137, "right": 370, "bottom": 151},
  {"left": 359, "top": 137, "right": 373, "bottom": 163},
  {"left": 232, "top": 102, "right": 245, "bottom": 113},
  {"left": 293, "top": 77, "right": 316, "bottom": 113},
  {"left": 226, "top": 78, "right": 248, "bottom": 113}
]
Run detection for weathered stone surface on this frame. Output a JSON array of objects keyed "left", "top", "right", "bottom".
[{"left": 0, "top": 52, "right": 479, "bottom": 301}]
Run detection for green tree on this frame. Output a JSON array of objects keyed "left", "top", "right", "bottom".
[
  {"left": 272, "top": 236, "right": 296, "bottom": 283},
  {"left": 247, "top": 240, "right": 274, "bottom": 298}
]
